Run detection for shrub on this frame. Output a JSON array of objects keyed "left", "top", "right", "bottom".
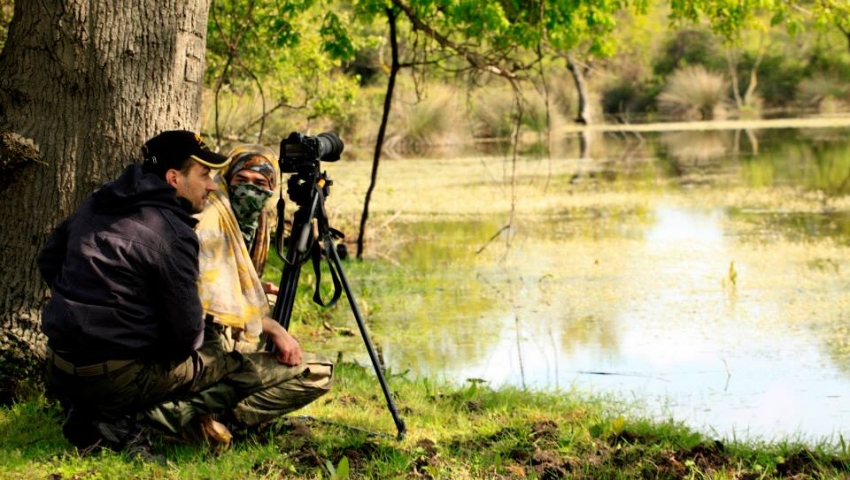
[
  {"left": 468, "top": 86, "right": 558, "bottom": 139},
  {"left": 657, "top": 65, "right": 729, "bottom": 120},
  {"left": 385, "top": 86, "right": 467, "bottom": 152},
  {"left": 797, "top": 73, "right": 850, "bottom": 113},
  {"left": 601, "top": 79, "right": 663, "bottom": 120},
  {"left": 753, "top": 54, "right": 806, "bottom": 109}
]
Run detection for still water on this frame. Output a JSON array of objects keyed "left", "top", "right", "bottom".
[{"left": 314, "top": 125, "right": 850, "bottom": 445}]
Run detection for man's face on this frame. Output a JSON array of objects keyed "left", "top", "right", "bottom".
[
  {"left": 169, "top": 160, "right": 217, "bottom": 213},
  {"left": 229, "top": 169, "right": 271, "bottom": 190}
]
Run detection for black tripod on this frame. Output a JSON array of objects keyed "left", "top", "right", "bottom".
[{"left": 267, "top": 163, "right": 406, "bottom": 440}]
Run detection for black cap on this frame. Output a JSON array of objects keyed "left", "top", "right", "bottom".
[{"left": 141, "top": 130, "right": 230, "bottom": 177}]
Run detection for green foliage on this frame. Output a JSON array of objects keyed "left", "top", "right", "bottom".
[
  {"left": 653, "top": 28, "right": 723, "bottom": 76},
  {"left": 204, "top": 0, "right": 362, "bottom": 143},
  {"left": 196, "top": 0, "right": 850, "bottom": 147},
  {"left": 667, "top": 0, "right": 773, "bottom": 39},
  {"left": 601, "top": 78, "right": 663, "bottom": 117},
  {"left": 752, "top": 53, "right": 805, "bottom": 108},
  {"left": 324, "top": 455, "right": 351, "bottom": 479}
]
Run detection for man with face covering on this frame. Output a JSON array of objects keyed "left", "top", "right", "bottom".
[{"left": 149, "top": 145, "right": 334, "bottom": 445}]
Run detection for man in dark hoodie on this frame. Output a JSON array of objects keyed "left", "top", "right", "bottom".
[{"left": 38, "top": 130, "right": 231, "bottom": 458}]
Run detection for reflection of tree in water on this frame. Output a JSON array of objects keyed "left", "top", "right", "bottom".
[
  {"left": 346, "top": 219, "right": 510, "bottom": 378},
  {"left": 731, "top": 211, "right": 850, "bottom": 245},
  {"left": 740, "top": 138, "right": 850, "bottom": 195},
  {"left": 817, "top": 323, "right": 850, "bottom": 377},
  {"left": 657, "top": 130, "right": 734, "bottom": 166},
  {"left": 558, "top": 314, "right": 620, "bottom": 357}
]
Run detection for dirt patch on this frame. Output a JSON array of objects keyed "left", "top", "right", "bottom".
[
  {"left": 776, "top": 448, "right": 823, "bottom": 477},
  {"left": 530, "top": 420, "right": 559, "bottom": 442},
  {"left": 680, "top": 440, "right": 726, "bottom": 473},
  {"left": 529, "top": 450, "right": 575, "bottom": 480},
  {"left": 409, "top": 438, "right": 439, "bottom": 479}
]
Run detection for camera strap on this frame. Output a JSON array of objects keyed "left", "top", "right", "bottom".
[{"left": 309, "top": 227, "right": 343, "bottom": 308}]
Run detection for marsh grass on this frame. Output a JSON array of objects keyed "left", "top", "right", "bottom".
[
  {"left": 658, "top": 65, "right": 729, "bottom": 121},
  {"left": 3, "top": 362, "right": 850, "bottom": 479},
  {"left": 383, "top": 86, "right": 467, "bottom": 154},
  {"left": 797, "top": 73, "right": 850, "bottom": 114}
]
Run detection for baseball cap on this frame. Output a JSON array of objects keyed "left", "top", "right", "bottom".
[{"left": 141, "top": 130, "right": 230, "bottom": 176}]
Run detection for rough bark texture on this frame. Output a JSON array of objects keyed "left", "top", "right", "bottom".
[{"left": 0, "top": 0, "right": 211, "bottom": 404}]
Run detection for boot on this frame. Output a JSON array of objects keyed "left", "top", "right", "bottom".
[
  {"left": 61, "top": 405, "right": 101, "bottom": 450},
  {"left": 94, "top": 416, "right": 165, "bottom": 464},
  {"left": 178, "top": 414, "right": 233, "bottom": 450}
]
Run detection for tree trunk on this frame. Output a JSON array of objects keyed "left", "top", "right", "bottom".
[
  {"left": 0, "top": 0, "right": 211, "bottom": 404},
  {"left": 566, "top": 55, "right": 592, "bottom": 125},
  {"left": 357, "top": 7, "right": 400, "bottom": 260}
]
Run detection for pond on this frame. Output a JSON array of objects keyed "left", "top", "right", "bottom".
[{"left": 292, "top": 123, "right": 850, "bottom": 445}]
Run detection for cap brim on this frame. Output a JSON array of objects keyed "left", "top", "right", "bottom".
[{"left": 190, "top": 152, "right": 231, "bottom": 169}]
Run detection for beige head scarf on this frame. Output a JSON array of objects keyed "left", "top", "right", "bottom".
[{"left": 194, "top": 145, "right": 280, "bottom": 341}]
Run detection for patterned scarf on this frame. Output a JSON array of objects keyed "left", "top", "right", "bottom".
[
  {"left": 192, "top": 145, "right": 281, "bottom": 340},
  {"left": 194, "top": 187, "right": 266, "bottom": 341},
  {"left": 229, "top": 183, "right": 274, "bottom": 247},
  {"left": 223, "top": 148, "right": 280, "bottom": 277}
]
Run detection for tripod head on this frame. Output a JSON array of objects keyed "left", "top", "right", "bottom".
[{"left": 275, "top": 131, "right": 343, "bottom": 257}]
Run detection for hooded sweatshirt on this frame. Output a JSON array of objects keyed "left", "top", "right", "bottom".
[{"left": 39, "top": 164, "right": 204, "bottom": 362}]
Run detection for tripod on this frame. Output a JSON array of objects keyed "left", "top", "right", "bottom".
[{"left": 267, "top": 164, "right": 407, "bottom": 440}]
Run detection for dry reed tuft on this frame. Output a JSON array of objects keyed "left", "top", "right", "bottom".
[{"left": 657, "top": 65, "right": 729, "bottom": 121}]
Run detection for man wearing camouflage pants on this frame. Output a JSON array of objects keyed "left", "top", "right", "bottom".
[{"left": 40, "top": 131, "right": 332, "bottom": 460}]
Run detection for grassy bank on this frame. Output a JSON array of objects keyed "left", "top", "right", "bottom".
[{"left": 2, "top": 361, "right": 849, "bottom": 479}]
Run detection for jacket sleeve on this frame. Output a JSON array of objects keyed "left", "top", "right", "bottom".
[
  {"left": 37, "top": 216, "right": 71, "bottom": 286},
  {"left": 154, "top": 234, "right": 205, "bottom": 358}
]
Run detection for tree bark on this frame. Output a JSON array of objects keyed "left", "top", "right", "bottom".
[
  {"left": 566, "top": 55, "right": 592, "bottom": 125},
  {"left": 0, "top": 0, "right": 211, "bottom": 404}
]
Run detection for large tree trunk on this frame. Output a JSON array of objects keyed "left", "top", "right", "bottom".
[{"left": 0, "top": 0, "right": 211, "bottom": 404}]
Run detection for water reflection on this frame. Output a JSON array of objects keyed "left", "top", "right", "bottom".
[{"left": 320, "top": 126, "right": 850, "bottom": 445}]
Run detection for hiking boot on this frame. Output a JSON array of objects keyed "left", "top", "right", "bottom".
[
  {"left": 61, "top": 405, "right": 101, "bottom": 450},
  {"left": 185, "top": 414, "right": 233, "bottom": 449},
  {"left": 198, "top": 415, "right": 233, "bottom": 445},
  {"left": 123, "top": 440, "right": 166, "bottom": 464},
  {"left": 94, "top": 416, "right": 165, "bottom": 464}
]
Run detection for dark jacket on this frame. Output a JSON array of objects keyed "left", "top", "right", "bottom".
[{"left": 38, "top": 164, "right": 204, "bottom": 362}]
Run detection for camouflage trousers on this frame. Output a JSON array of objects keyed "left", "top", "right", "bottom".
[{"left": 46, "top": 323, "right": 333, "bottom": 435}]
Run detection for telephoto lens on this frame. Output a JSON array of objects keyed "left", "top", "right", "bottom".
[{"left": 315, "top": 132, "right": 344, "bottom": 161}]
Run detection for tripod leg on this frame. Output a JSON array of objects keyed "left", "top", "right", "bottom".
[
  {"left": 267, "top": 261, "right": 302, "bottom": 351},
  {"left": 326, "top": 243, "right": 407, "bottom": 440}
]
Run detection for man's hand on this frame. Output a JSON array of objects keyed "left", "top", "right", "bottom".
[{"left": 261, "top": 317, "right": 302, "bottom": 366}]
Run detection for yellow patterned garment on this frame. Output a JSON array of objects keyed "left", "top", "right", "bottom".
[{"left": 195, "top": 179, "right": 268, "bottom": 342}]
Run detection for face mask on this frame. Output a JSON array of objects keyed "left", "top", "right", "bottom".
[{"left": 229, "top": 183, "right": 274, "bottom": 245}]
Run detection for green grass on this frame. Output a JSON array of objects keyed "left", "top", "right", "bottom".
[{"left": 3, "top": 362, "right": 849, "bottom": 479}]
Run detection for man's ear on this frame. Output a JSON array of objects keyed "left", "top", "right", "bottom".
[{"left": 164, "top": 168, "right": 181, "bottom": 188}]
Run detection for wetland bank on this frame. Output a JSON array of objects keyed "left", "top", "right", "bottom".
[
  {"left": 310, "top": 123, "right": 850, "bottom": 445},
  {"left": 6, "top": 123, "right": 850, "bottom": 479}
]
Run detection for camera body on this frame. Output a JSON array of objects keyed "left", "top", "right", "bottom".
[{"left": 279, "top": 131, "right": 344, "bottom": 173}]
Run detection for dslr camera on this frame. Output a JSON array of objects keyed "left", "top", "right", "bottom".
[{"left": 279, "top": 131, "right": 344, "bottom": 173}]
